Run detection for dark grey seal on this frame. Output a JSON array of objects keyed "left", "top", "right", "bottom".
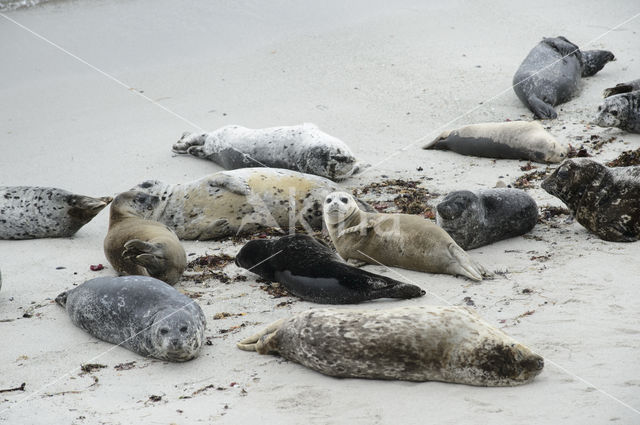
[
  {"left": 436, "top": 188, "right": 538, "bottom": 250},
  {"left": 595, "top": 89, "right": 640, "bottom": 133},
  {"left": 541, "top": 158, "right": 640, "bottom": 242},
  {"left": 56, "top": 276, "right": 206, "bottom": 362}
]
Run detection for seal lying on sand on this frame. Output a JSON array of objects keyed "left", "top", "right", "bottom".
[
  {"left": 603, "top": 79, "right": 640, "bottom": 98},
  {"left": 423, "top": 121, "right": 567, "bottom": 163},
  {"left": 173, "top": 123, "right": 359, "bottom": 181},
  {"left": 595, "top": 89, "right": 640, "bottom": 133},
  {"left": 0, "top": 186, "right": 111, "bottom": 239},
  {"left": 237, "top": 305, "right": 544, "bottom": 386},
  {"left": 436, "top": 188, "right": 538, "bottom": 250},
  {"left": 513, "top": 36, "right": 614, "bottom": 119},
  {"left": 56, "top": 276, "right": 205, "bottom": 362},
  {"left": 323, "top": 192, "right": 488, "bottom": 281},
  {"left": 235, "top": 234, "right": 425, "bottom": 304},
  {"left": 541, "top": 158, "right": 640, "bottom": 242}
]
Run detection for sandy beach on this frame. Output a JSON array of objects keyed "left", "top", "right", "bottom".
[{"left": 1, "top": 0, "right": 639, "bottom": 423}]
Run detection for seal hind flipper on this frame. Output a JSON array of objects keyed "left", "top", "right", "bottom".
[
  {"left": 55, "top": 290, "right": 68, "bottom": 307},
  {"left": 172, "top": 132, "right": 206, "bottom": 155},
  {"left": 237, "top": 318, "right": 285, "bottom": 353},
  {"left": 371, "top": 281, "right": 426, "bottom": 300},
  {"left": 68, "top": 195, "right": 113, "bottom": 221},
  {"left": 422, "top": 131, "right": 451, "bottom": 149},
  {"left": 603, "top": 84, "right": 634, "bottom": 98},
  {"left": 447, "top": 243, "right": 483, "bottom": 281}
]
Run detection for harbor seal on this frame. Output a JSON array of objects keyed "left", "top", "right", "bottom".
[
  {"left": 104, "top": 191, "right": 187, "bottom": 285},
  {"left": 603, "top": 78, "right": 640, "bottom": 98},
  {"left": 423, "top": 121, "right": 567, "bottom": 163},
  {"left": 56, "top": 276, "right": 206, "bottom": 362},
  {"left": 237, "top": 305, "right": 544, "bottom": 386},
  {"left": 436, "top": 188, "right": 538, "bottom": 250},
  {"left": 323, "top": 192, "right": 488, "bottom": 281},
  {"left": 235, "top": 234, "right": 425, "bottom": 304},
  {"left": 0, "top": 186, "right": 112, "bottom": 240},
  {"left": 541, "top": 158, "right": 640, "bottom": 242},
  {"left": 131, "top": 168, "right": 371, "bottom": 240},
  {"left": 513, "top": 36, "right": 615, "bottom": 119},
  {"left": 595, "top": 89, "right": 640, "bottom": 133},
  {"left": 173, "top": 123, "right": 359, "bottom": 181}
]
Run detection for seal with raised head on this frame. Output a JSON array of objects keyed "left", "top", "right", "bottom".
[
  {"left": 436, "top": 188, "right": 538, "bottom": 250},
  {"left": 173, "top": 123, "right": 360, "bottom": 181},
  {"left": 595, "top": 89, "right": 640, "bottom": 134},
  {"left": 541, "top": 158, "right": 640, "bottom": 242},
  {"left": 513, "top": 36, "right": 614, "bottom": 119},
  {"left": 323, "top": 192, "right": 488, "bottom": 281},
  {"left": 423, "top": 121, "right": 567, "bottom": 163},
  {"left": 235, "top": 234, "right": 425, "bottom": 304},
  {"left": 104, "top": 190, "right": 186, "bottom": 285},
  {"left": 56, "top": 276, "right": 206, "bottom": 362},
  {"left": 131, "top": 168, "right": 371, "bottom": 240},
  {"left": 603, "top": 79, "right": 640, "bottom": 98},
  {"left": 237, "top": 305, "right": 544, "bottom": 386}
]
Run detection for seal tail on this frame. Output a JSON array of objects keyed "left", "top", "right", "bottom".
[
  {"left": 237, "top": 318, "right": 285, "bottom": 354},
  {"left": 422, "top": 131, "right": 450, "bottom": 149},
  {"left": 55, "top": 290, "right": 68, "bottom": 308}
]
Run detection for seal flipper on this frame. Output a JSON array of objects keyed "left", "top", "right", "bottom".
[
  {"left": 207, "top": 173, "right": 251, "bottom": 196},
  {"left": 55, "top": 290, "right": 68, "bottom": 308},
  {"left": 527, "top": 94, "right": 557, "bottom": 120},
  {"left": 172, "top": 132, "right": 206, "bottom": 155},
  {"left": 422, "top": 130, "right": 451, "bottom": 149},
  {"left": 603, "top": 79, "right": 640, "bottom": 98},
  {"left": 237, "top": 318, "right": 285, "bottom": 354},
  {"left": 122, "top": 240, "right": 168, "bottom": 277},
  {"left": 446, "top": 243, "right": 483, "bottom": 281},
  {"left": 581, "top": 50, "right": 615, "bottom": 78}
]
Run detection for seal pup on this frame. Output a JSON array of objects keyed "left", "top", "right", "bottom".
[
  {"left": 235, "top": 234, "right": 425, "bottom": 304},
  {"left": 0, "top": 186, "right": 111, "bottom": 240},
  {"left": 104, "top": 190, "right": 186, "bottom": 285},
  {"left": 541, "top": 158, "right": 640, "bottom": 242},
  {"left": 595, "top": 89, "right": 640, "bottom": 133},
  {"left": 56, "top": 276, "right": 206, "bottom": 362},
  {"left": 173, "top": 123, "right": 359, "bottom": 181},
  {"left": 323, "top": 192, "right": 488, "bottom": 281},
  {"left": 436, "top": 188, "right": 538, "bottom": 250},
  {"left": 513, "top": 36, "right": 615, "bottom": 119},
  {"left": 237, "top": 305, "right": 544, "bottom": 386},
  {"left": 603, "top": 79, "right": 640, "bottom": 98},
  {"left": 423, "top": 121, "right": 567, "bottom": 163}
]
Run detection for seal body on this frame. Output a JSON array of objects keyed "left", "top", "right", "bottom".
[
  {"left": 595, "top": 90, "right": 640, "bottom": 133},
  {"left": 237, "top": 306, "right": 544, "bottom": 386},
  {"left": 104, "top": 191, "right": 186, "bottom": 285},
  {"left": 436, "top": 188, "right": 538, "bottom": 250},
  {"left": 0, "top": 186, "right": 111, "bottom": 239},
  {"left": 423, "top": 121, "right": 567, "bottom": 163},
  {"left": 513, "top": 36, "right": 614, "bottom": 119},
  {"left": 541, "top": 158, "right": 640, "bottom": 242},
  {"left": 173, "top": 123, "right": 359, "bottom": 181},
  {"left": 323, "top": 192, "right": 488, "bottom": 281},
  {"left": 56, "top": 276, "right": 206, "bottom": 362},
  {"left": 602, "top": 79, "right": 640, "bottom": 98},
  {"left": 235, "top": 234, "right": 425, "bottom": 304}
]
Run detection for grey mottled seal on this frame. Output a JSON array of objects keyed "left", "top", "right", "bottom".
[
  {"left": 104, "top": 191, "right": 187, "bottom": 285},
  {"left": 595, "top": 89, "right": 640, "bottom": 133},
  {"left": 237, "top": 305, "right": 544, "bottom": 386},
  {"left": 235, "top": 234, "right": 425, "bottom": 304},
  {"left": 323, "top": 192, "right": 488, "bottom": 281},
  {"left": 436, "top": 188, "right": 538, "bottom": 250},
  {"left": 513, "top": 36, "right": 614, "bottom": 119},
  {"left": 56, "top": 276, "right": 206, "bottom": 362},
  {"left": 173, "top": 123, "right": 359, "bottom": 181},
  {"left": 603, "top": 79, "right": 640, "bottom": 98},
  {"left": 423, "top": 121, "right": 567, "bottom": 163},
  {"left": 541, "top": 158, "right": 640, "bottom": 242}
]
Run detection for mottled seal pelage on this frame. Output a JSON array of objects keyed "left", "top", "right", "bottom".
[
  {"left": 237, "top": 305, "right": 544, "bottom": 386},
  {"left": 104, "top": 191, "right": 186, "bottom": 285},
  {"left": 173, "top": 123, "right": 360, "bottom": 181},
  {"left": 0, "top": 186, "right": 111, "bottom": 239},
  {"left": 541, "top": 158, "right": 640, "bottom": 242},
  {"left": 56, "top": 276, "right": 206, "bottom": 362},
  {"left": 595, "top": 89, "right": 640, "bottom": 134},
  {"left": 131, "top": 168, "right": 371, "bottom": 240},
  {"left": 513, "top": 36, "right": 614, "bottom": 119},
  {"left": 323, "top": 192, "right": 488, "bottom": 281},
  {"left": 603, "top": 79, "right": 640, "bottom": 98},
  {"left": 235, "top": 234, "right": 425, "bottom": 304},
  {"left": 436, "top": 188, "right": 538, "bottom": 250},
  {"left": 423, "top": 121, "right": 567, "bottom": 163}
]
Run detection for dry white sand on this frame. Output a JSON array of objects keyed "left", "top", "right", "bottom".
[{"left": 1, "top": 0, "right": 639, "bottom": 423}]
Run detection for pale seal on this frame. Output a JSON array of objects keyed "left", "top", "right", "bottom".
[
  {"left": 235, "top": 234, "right": 425, "bottom": 304},
  {"left": 104, "top": 191, "right": 187, "bottom": 285},
  {"left": 513, "top": 36, "right": 614, "bottom": 119},
  {"left": 237, "top": 305, "right": 544, "bottom": 386},
  {"left": 0, "top": 186, "right": 112, "bottom": 240},
  {"left": 56, "top": 276, "right": 206, "bottom": 362},
  {"left": 595, "top": 89, "right": 640, "bottom": 133},
  {"left": 423, "top": 121, "right": 567, "bottom": 163},
  {"left": 323, "top": 192, "right": 488, "bottom": 281},
  {"left": 436, "top": 188, "right": 538, "bottom": 250},
  {"left": 603, "top": 79, "right": 640, "bottom": 98},
  {"left": 173, "top": 123, "right": 359, "bottom": 181},
  {"left": 541, "top": 158, "right": 640, "bottom": 242}
]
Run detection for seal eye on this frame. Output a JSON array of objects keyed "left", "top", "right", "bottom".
[
  {"left": 611, "top": 110, "right": 618, "bottom": 117},
  {"left": 325, "top": 198, "right": 332, "bottom": 204},
  {"left": 160, "top": 328, "right": 169, "bottom": 335},
  {"left": 180, "top": 326, "right": 188, "bottom": 333},
  {"left": 340, "top": 197, "right": 348, "bottom": 204}
]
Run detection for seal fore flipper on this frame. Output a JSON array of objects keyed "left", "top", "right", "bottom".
[
  {"left": 207, "top": 173, "right": 251, "bottom": 196},
  {"left": 527, "top": 94, "right": 557, "bottom": 120},
  {"left": 237, "top": 318, "right": 285, "bottom": 354},
  {"left": 122, "top": 240, "right": 167, "bottom": 276},
  {"left": 447, "top": 243, "right": 483, "bottom": 281}
]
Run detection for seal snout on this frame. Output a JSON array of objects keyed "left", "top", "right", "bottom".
[{"left": 520, "top": 353, "right": 545, "bottom": 374}]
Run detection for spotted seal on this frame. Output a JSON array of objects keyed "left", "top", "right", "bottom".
[
  {"left": 56, "top": 276, "right": 206, "bottom": 362},
  {"left": 595, "top": 89, "right": 640, "bottom": 133}
]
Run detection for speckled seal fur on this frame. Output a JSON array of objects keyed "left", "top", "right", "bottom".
[
  {"left": 595, "top": 89, "right": 640, "bottom": 134},
  {"left": 542, "top": 158, "right": 640, "bottom": 242},
  {"left": 56, "top": 276, "right": 206, "bottom": 362},
  {"left": 173, "top": 123, "right": 360, "bottom": 181},
  {"left": 0, "top": 186, "right": 112, "bottom": 240},
  {"left": 436, "top": 188, "right": 538, "bottom": 250},
  {"left": 237, "top": 305, "right": 544, "bottom": 386}
]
